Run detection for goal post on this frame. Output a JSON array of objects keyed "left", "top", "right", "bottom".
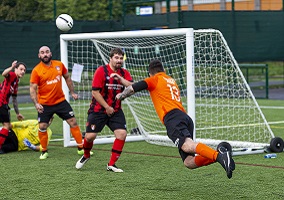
[{"left": 60, "top": 28, "right": 275, "bottom": 154}]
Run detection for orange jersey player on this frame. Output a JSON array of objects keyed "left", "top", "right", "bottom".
[
  {"left": 30, "top": 45, "right": 93, "bottom": 160},
  {"left": 30, "top": 59, "right": 66, "bottom": 106},
  {"left": 115, "top": 59, "right": 235, "bottom": 179}
]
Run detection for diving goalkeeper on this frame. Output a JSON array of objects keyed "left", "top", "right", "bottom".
[{"left": 114, "top": 59, "right": 235, "bottom": 179}]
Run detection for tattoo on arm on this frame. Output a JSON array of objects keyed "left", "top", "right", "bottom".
[
  {"left": 12, "top": 96, "right": 19, "bottom": 114},
  {"left": 121, "top": 86, "right": 135, "bottom": 99}
]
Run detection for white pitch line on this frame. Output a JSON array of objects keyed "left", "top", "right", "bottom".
[
  {"left": 12, "top": 106, "right": 35, "bottom": 110},
  {"left": 11, "top": 105, "right": 284, "bottom": 126},
  {"left": 267, "top": 121, "right": 284, "bottom": 125},
  {"left": 260, "top": 106, "right": 284, "bottom": 109}
]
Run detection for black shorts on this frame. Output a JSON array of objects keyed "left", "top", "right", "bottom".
[
  {"left": 86, "top": 109, "right": 127, "bottom": 133},
  {"left": 0, "top": 104, "right": 10, "bottom": 123},
  {"left": 1, "top": 129, "right": 18, "bottom": 153},
  {"left": 38, "top": 100, "right": 75, "bottom": 123},
  {"left": 164, "top": 109, "right": 195, "bottom": 161}
]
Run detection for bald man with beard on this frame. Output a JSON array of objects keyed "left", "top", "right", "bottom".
[{"left": 30, "top": 46, "right": 92, "bottom": 160}]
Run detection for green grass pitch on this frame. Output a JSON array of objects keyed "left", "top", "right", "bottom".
[{"left": 0, "top": 99, "right": 283, "bottom": 199}]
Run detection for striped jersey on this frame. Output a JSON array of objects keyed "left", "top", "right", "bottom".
[
  {"left": 0, "top": 71, "right": 19, "bottom": 106},
  {"left": 89, "top": 64, "right": 133, "bottom": 113}
]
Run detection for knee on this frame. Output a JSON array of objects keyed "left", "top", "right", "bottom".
[
  {"left": 6, "top": 124, "right": 12, "bottom": 130},
  {"left": 181, "top": 138, "right": 197, "bottom": 154},
  {"left": 114, "top": 129, "right": 127, "bottom": 140},
  {"left": 67, "top": 118, "right": 78, "bottom": 127},
  {"left": 39, "top": 123, "right": 48, "bottom": 131},
  {"left": 184, "top": 160, "right": 194, "bottom": 169},
  {"left": 3, "top": 123, "right": 12, "bottom": 130},
  {"left": 38, "top": 128, "right": 47, "bottom": 133},
  {"left": 183, "top": 156, "right": 198, "bottom": 169},
  {"left": 85, "top": 133, "right": 96, "bottom": 142}
]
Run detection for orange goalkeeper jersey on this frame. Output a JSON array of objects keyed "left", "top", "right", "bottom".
[
  {"left": 30, "top": 60, "right": 67, "bottom": 105},
  {"left": 144, "top": 72, "right": 186, "bottom": 124}
]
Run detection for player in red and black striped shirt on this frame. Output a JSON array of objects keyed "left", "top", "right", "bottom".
[
  {"left": 76, "top": 48, "right": 133, "bottom": 172},
  {"left": 0, "top": 61, "right": 26, "bottom": 148}
]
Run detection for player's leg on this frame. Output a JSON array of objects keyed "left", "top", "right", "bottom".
[
  {"left": 0, "top": 122, "right": 10, "bottom": 146},
  {"left": 164, "top": 109, "right": 214, "bottom": 168},
  {"left": 76, "top": 112, "right": 106, "bottom": 169},
  {"left": 37, "top": 105, "right": 54, "bottom": 160},
  {"left": 167, "top": 127, "right": 216, "bottom": 169},
  {"left": 182, "top": 138, "right": 218, "bottom": 162},
  {"left": 179, "top": 114, "right": 235, "bottom": 178},
  {"left": 0, "top": 130, "right": 18, "bottom": 153},
  {"left": 56, "top": 100, "right": 85, "bottom": 153},
  {"left": 38, "top": 122, "right": 49, "bottom": 159},
  {"left": 0, "top": 105, "right": 12, "bottom": 146},
  {"left": 106, "top": 109, "right": 127, "bottom": 172},
  {"left": 181, "top": 137, "right": 234, "bottom": 178},
  {"left": 180, "top": 150, "right": 215, "bottom": 169},
  {"left": 75, "top": 132, "right": 96, "bottom": 169},
  {"left": 66, "top": 117, "right": 84, "bottom": 151},
  {"left": 164, "top": 109, "right": 234, "bottom": 178}
]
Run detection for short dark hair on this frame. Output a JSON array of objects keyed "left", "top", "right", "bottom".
[
  {"left": 148, "top": 59, "right": 164, "bottom": 75},
  {"left": 110, "top": 48, "right": 124, "bottom": 58},
  {"left": 15, "top": 62, "right": 27, "bottom": 69}
]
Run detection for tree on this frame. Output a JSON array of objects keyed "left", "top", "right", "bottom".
[
  {"left": 0, "top": 0, "right": 154, "bottom": 21},
  {"left": 0, "top": 0, "right": 39, "bottom": 20}
]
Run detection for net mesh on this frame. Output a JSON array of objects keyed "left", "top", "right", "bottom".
[{"left": 64, "top": 29, "right": 273, "bottom": 148}]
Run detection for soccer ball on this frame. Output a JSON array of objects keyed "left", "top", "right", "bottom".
[{"left": 56, "top": 14, "right": 73, "bottom": 32}]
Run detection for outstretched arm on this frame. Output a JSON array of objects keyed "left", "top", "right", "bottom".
[
  {"left": 116, "top": 85, "right": 135, "bottom": 100},
  {"left": 23, "top": 138, "right": 39, "bottom": 151},
  {"left": 116, "top": 80, "right": 148, "bottom": 100}
]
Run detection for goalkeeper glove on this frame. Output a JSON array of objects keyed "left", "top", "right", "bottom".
[{"left": 23, "top": 138, "right": 36, "bottom": 151}]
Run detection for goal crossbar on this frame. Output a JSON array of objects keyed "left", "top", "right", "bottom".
[{"left": 60, "top": 28, "right": 274, "bottom": 155}]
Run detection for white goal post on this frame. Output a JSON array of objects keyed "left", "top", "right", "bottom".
[{"left": 60, "top": 28, "right": 275, "bottom": 154}]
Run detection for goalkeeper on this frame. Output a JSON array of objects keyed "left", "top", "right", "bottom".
[
  {"left": 115, "top": 59, "right": 235, "bottom": 179},
  {"left": 0, "top": 119, "right": 52, "bottom": 154}
]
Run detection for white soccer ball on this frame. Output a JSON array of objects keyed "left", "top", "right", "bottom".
[{"left": 56, "top": 14, "right": 73, "bottom": 32}]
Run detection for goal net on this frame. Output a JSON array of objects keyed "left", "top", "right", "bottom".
[{"left": 60, "top": 28, "right": 274, "bottom": 153}]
